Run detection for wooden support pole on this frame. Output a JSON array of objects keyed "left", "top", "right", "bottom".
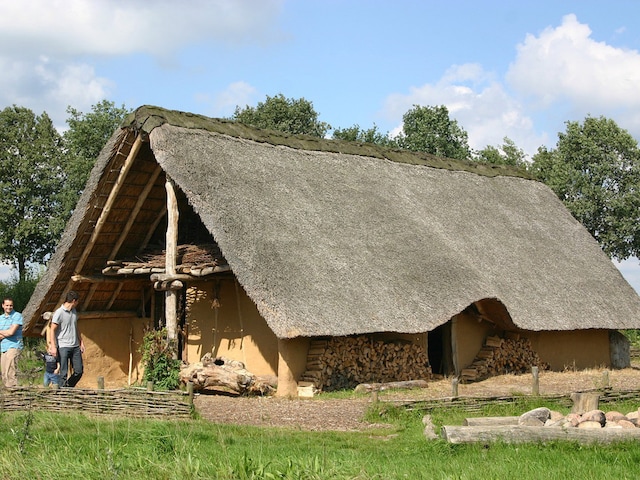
[
  {"left": 97, "top": 376, "right": 105, "bottom": 390},
  {"left": 452, "top": 377, "right": 459, "bottom": 397},
  {"left": 165, "top": 177, "right": 179, "bottom": 347},
  {"left": 531, "top": 366, "right": 539, "bottom": 395}
]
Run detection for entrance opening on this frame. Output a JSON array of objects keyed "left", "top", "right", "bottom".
[{"left": 428, "top": 322, "right": 453, "bottom": 376}]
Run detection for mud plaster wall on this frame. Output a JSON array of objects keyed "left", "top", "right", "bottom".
[
  {"left": 185, "top": 279, "right": 279, "bottom": 376},
  {"left": 76, "top": 314, "right": 149, "bottom": 388},
  {"left": 522, "top": 329, "right": 610, "bottom": 370},
  {"left": 453, "top": 313, "right": 500, "bottom": 373},
  {"left": 453, "top": 313, "right": 610, "bottom": 371}
]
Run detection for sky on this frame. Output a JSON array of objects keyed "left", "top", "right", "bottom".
[{"left": 0, "top": 0, "right": 639, "bottom": 294}]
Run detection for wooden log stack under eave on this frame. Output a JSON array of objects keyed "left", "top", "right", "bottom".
[
  {"left": 460, "top": 335, "right": 550, "bottom": 383},
  {"left": 300, "top": 336, "right": 432, "bottom": 392}
]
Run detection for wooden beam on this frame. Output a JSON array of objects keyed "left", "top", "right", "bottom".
[
  {"left": 149, "top": 267, "right": 231, "bottom": 282},
  {"left": 105, "top": 283, "right": 124, "bottom": 311},
  {"left": 137, "top": 206, "right": 167, "bottom": 255},
  {"left": 165, "top": 177, "right": 179, "bottom": 344},
  {"left": 80, "top": 282, "right": 99, "bottom": 312},
  {"left": 75, "top": 134, "right": 143, "bottom": 275},
  {"left": 109, "top": 164, "right": 163, "bottom": 261},
  {"left": 71, "top": 274, "right": 140, "bottom": 283},
  {"left": 59, "top": 134, "right": 143, "bottom": 307},
  {"left": 75, "top": 310, "right": 139, "bottom": 320}
]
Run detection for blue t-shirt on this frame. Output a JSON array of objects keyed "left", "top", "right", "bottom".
[{"left": 0, "top": 310, "right": 23, "bottom": 353}]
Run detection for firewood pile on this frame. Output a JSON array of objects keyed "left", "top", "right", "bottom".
[
  {"left": 300, "top": 336, "right": 432, "bottom": 392},
  {"left": 460, "top": 335, "right": 549, "bottom": 383}
]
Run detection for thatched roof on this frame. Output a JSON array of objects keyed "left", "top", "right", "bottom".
[{"left": 23, "top": 105, "right": 640, "bottom": 338}]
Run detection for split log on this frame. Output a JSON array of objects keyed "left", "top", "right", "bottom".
[
  {"left": 354, "top": 379, "right": 428, "bottom": 393},
  {"left": 440, "top": 425, "right": 640, "bottom": 444},
  {"left": 180, "top": 354, "right": 273, "bottom": 396}
]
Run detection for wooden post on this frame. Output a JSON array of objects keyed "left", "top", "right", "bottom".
[
  {"left": 452, "top": 377, "right": 459, "bottom": 397},
  {"left": 147, "top": 381, "right": 154, "bottom": 392},
  {"left": 276, "top": 338, "right": 299, "bottom": 397},
  {"left": 97, "top": 376, "right": 105, "bottom": 390},
  {"left": 187, "top": 381, "right": 194, "bottom": 405},
  {"left": 531, "top": 366, "right": 539, "bottom": 395},
  {"left": 165, "top": 177, "right": 179, "bottom": 354},
  {"left": 602, "top": 370, "right": 610, "bottom": 388}
]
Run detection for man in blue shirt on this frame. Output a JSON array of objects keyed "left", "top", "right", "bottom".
[{"left": 0, "top": 297, "right": 23, "bottom": 387}]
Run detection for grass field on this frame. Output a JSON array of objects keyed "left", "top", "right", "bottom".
[{"left": 1, "top": 397, "right": 640, "bottom": 479}]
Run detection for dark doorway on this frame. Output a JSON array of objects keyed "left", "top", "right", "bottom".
[{"left": 428, "top": 322, "right": 453, "bottom": 376}]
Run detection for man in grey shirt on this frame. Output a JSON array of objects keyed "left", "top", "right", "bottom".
[{"left": 49, "top": 290, "right": 85, "bottom": 387}]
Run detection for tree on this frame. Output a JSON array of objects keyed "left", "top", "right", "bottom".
[
  {"left": 63, "top": 100, "right": 130, "bottom": 211},
  {"left": 531, "top": 116, "right": 640, "bottom": 261},
  {"left": 232, "top": 94, "right": 330, "bottom": 137},
  {"left": 396, "top": 105, "right": 471, "bottom": 160},
  {"left": 332, "top": 124, "right": 396, "bottom": 147},
  {"left": 474, "top": 137, "right": 528, "bottom": 167},
  {"left": 0, "top": 106, "right": 67, "bottom": 281}
]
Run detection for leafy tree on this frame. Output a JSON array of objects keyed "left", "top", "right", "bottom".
[
  {"left": 332, "top": 124, "right": 396, "bottom": 147},
  {"left": 63, "top": 100, "right": 130, "bottom": 211},
  {"left": 474, "top": 137, "right": 528, "bottom": 167},
  {"left": 396, "top": 105, "right": 471, "bottom": 160},
  {"left": 0, "top": 106, "right": 67, "bottom": 281},
  {"left": 232, "top": 93, "right": 330, "bottom": 137},
  {"left": 531, "top": 116, "right": 640, "bottom": 261}
]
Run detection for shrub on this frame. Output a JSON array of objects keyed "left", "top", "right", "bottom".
[{"left": 139, "top": 327, "right": 181, "bottom": 390}]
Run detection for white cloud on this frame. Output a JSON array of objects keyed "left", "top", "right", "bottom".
[
  {"left": 0, "top": 0, "right": 284, "bottom": 126},
  {"left": 0, "top": 0, "right": 284, "bottom": 58},
  {"left": 382, "top": 64, "right": 544, "bottom": 157},
  {"left": 200, "top": 81, "right": 259, "bottom": 118},
  {"left": 507, "top": 14, "right": 640, "bottom": 136}
]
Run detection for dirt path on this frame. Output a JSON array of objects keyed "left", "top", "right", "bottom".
[{"left": 194, "top": 366, "right": 640, "bottom": 431}]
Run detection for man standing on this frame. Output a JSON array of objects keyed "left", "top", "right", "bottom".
[
  {"left": 50, "top": 291, "right": 85, "bottom": 387},
  {"left": 0, "top": 297, "right": 23, "bottom": 387}
]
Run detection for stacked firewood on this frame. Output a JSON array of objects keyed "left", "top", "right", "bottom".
[
  {"left": 460, "top": 335, "right": 549, "bottom": 383},
  {"left": 300, "top": 336, "right": 432, "bottom": 391}
]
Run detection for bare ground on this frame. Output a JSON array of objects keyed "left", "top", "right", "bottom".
[{"left": 193, "top": 366, "right": 640, "bottom": 431}]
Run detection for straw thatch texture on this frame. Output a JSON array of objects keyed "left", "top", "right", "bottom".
[{"left": 149, "top": 122, "right": 640, "bottom": 338}]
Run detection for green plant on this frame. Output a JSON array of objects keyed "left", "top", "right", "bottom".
[{"left": 139, "top": 327, "right": 181, "bottom": 390}]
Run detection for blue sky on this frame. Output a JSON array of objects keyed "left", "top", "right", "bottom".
[{"left": 0, "top": 0, "right": 639, "bottom": 294}]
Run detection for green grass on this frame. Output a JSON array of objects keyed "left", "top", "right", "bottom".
[{"left": 2, "top": 398, "right": 640, "bottom": 479}]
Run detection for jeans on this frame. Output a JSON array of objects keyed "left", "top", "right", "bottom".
[
  {"left": 58, "top": 346, "right": 83, "bottom": 387},
  {"left": 44, "top": 371, "right": 60, "bottom": 387}
]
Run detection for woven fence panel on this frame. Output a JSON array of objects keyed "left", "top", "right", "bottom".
[{"left": 0, "top": 387, "right": 192, "bottom": 419}]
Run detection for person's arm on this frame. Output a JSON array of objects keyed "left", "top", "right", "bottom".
[
  {"left": 78, "top": 326, "right": 85, "bottom": 353},
  {"left": 0, "top": 323, "right": 19, "bottom": 339},
  {"left": 49, "top": 322, "right": 59, "bottom": 354}
]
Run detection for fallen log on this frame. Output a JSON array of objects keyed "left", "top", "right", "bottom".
[
  {"left": 180, "top": 354, "right": 273, "bottom": 396},
  {"left": 440, "top": 425, "right": 640, "bottom": 444},
  {"left": 354, "top": 379, "right": 428, "bottom": 393},
  {"left": 463, "top": 416, "right": 520, "bottom": 426}
]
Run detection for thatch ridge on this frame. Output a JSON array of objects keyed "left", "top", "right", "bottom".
[{"left": 125, "top": 105, "right": 532, "bottom": 179}]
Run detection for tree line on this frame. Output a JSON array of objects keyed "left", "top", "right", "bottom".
[{"left": 1, "top": 94, "right": 639, "bottom": 288}]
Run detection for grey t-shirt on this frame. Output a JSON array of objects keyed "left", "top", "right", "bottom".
[{"left": 52, "top": 305, "right": 79, "bottom": 348}]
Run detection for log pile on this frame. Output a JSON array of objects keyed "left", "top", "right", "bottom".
[
  {"left": 439, "top": 405, "right": 640, "bottom": 444},
  {"left": 460, "top": 335, "right": 549, "bottom": 383},
  {"left": 103, "top": 243, "right": 230, "bottom": 277},
  {"left": 180, "top": 354, "right": 274, "bottom": 396},
  {"left": 300, "top": 336, "right": 431, "bottom": 392}
]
